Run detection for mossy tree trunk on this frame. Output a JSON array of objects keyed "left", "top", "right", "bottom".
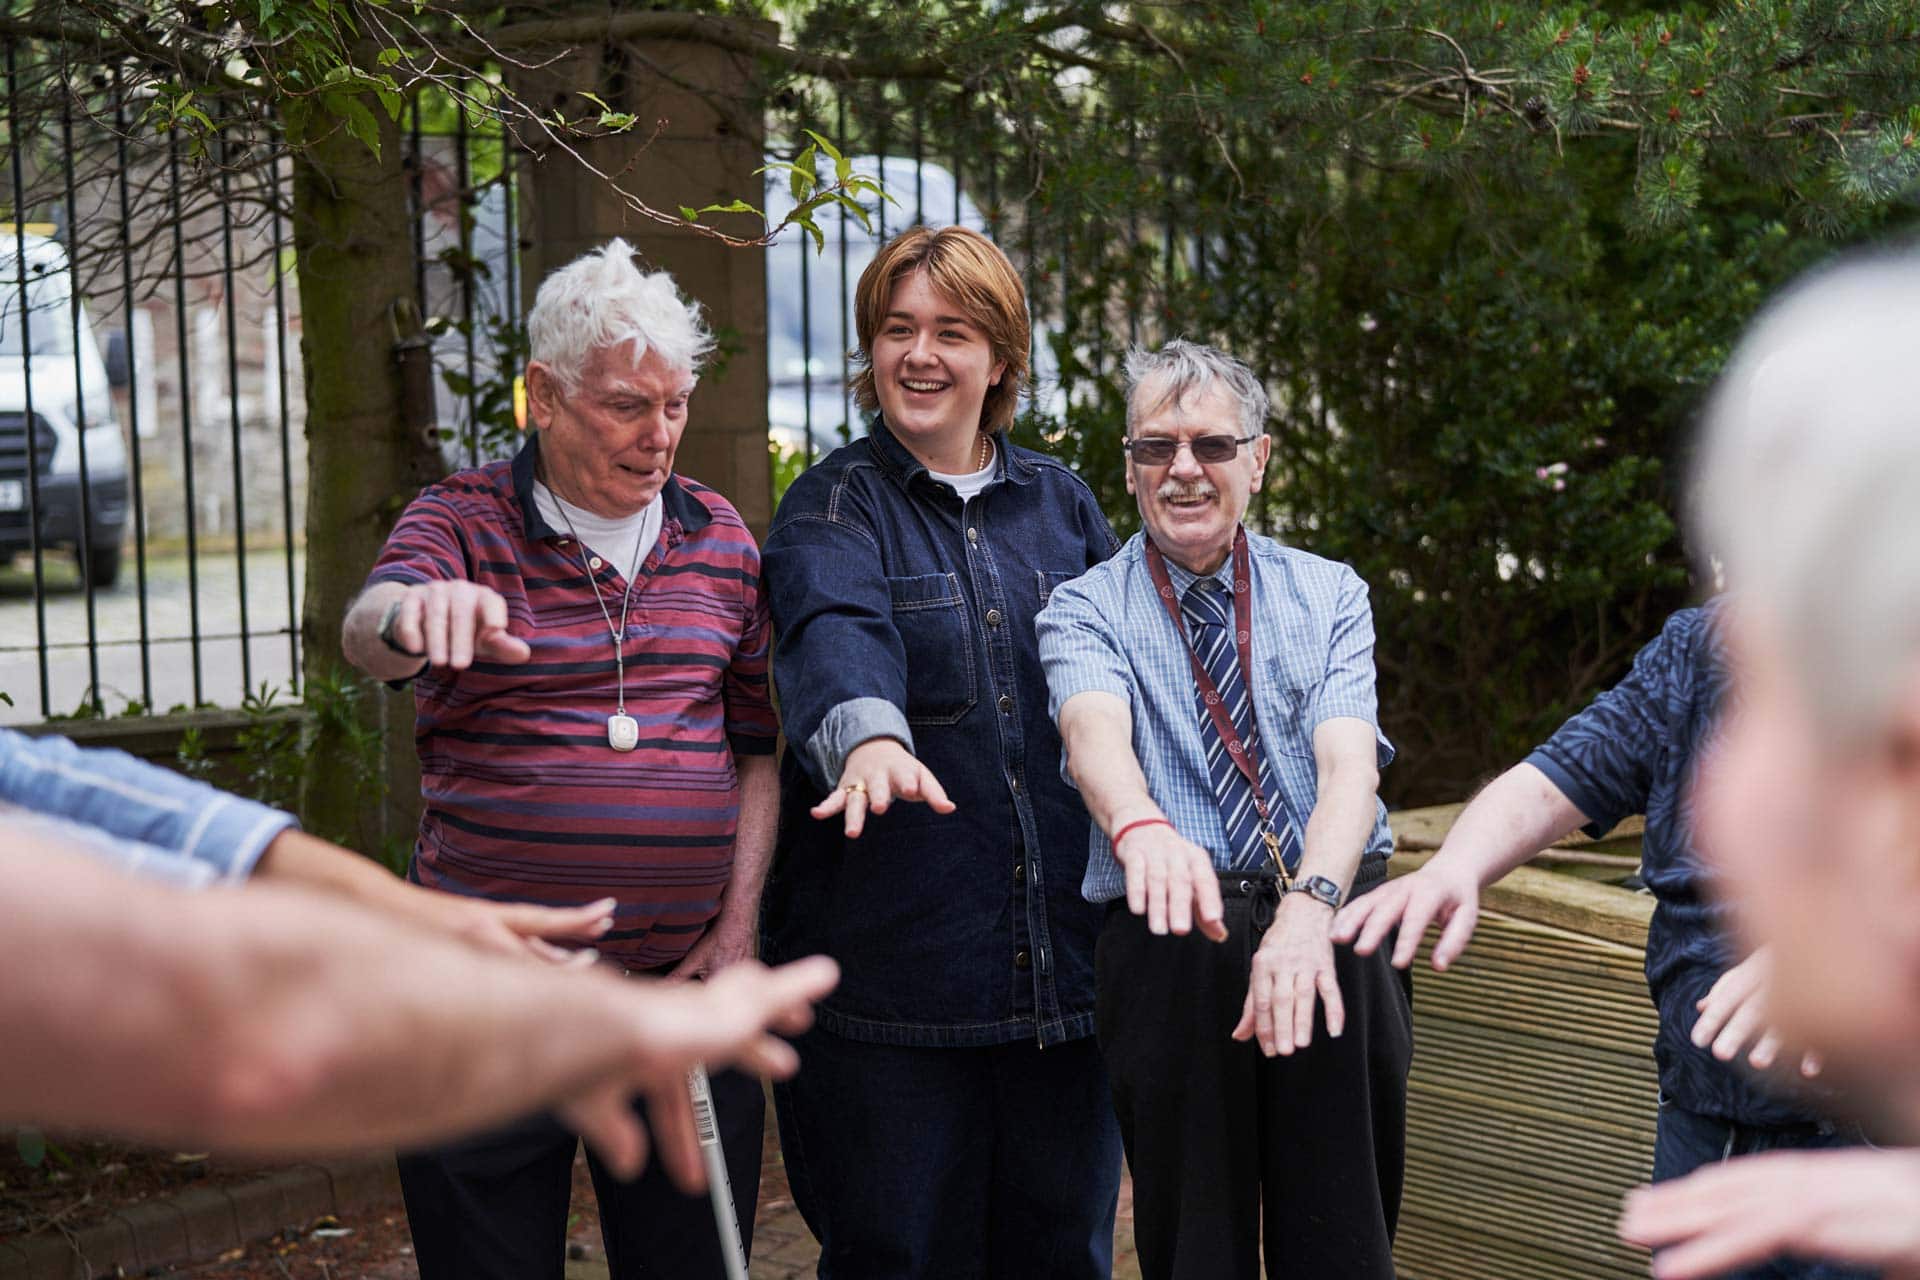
[{"left": 289, "top": 80, "right": 436, "bottom": 853}]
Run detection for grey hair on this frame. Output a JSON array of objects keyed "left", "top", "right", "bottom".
[
  {"left": 526, "top": 238, "right": 715, "bottom": 393},
  {"left": 1692, "top": 246, "right": 1920, "bottom": 740},
  {"left": 1123, "top": 339, "right": 1271, "bottom": 439}
]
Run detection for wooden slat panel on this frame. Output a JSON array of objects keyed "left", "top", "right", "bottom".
[{"left": 1393, "top": 905, "right": 1657, "bottom": 1280}]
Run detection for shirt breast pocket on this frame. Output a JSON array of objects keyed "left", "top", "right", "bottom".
[
  {"left": 1264, "top": 654, "right": 1323, "bottom": 760},
  {"left": 887, "top": 572, "right": 978, "bottom": 725}
]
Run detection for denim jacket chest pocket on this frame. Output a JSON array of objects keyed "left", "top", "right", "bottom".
[
  {"left": 887, "top": 571, "right": 977, "bottom": 725},
  {"left": 1035, "top": 569, "right": 1082, "bottom": 609}
]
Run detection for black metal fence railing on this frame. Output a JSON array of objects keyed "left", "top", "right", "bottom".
[
  {"left": 0, "top": 49, "right": 519, "bottom": 726},
  {"left": 3, "top": 67, "right": 1150, "bottom": 728}
]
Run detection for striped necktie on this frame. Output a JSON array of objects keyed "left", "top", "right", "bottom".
[{"left": 1181, "top": 578, "right": 1303, "bottom": 874}]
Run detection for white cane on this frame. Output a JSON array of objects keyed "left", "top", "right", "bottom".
[{"left": 687, "top": 1064, "right": 750, "bottom": 1280}]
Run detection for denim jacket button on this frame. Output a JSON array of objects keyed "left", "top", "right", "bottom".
[
  {"left": 986, "top": 608, "right": 1003, "bottom": 627},
  {"left": 1009, "top": 776, "right": 1024, "bottom": 794},
  {"left": 1014, "top": 949, "right": 1032, "bottom": 970},
  {"left": 1013, "top": 861, "right": 1025, "bottom": 885},
  {"left": 967, "top": 526, "right": 979, "bottom": 543},
  {"left": 997, "top": 694, "right": 1014, "bottom": 714}
]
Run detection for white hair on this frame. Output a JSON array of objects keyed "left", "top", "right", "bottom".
[
  {"left": 526, "top": 238, "right": 715, "bottom": 392},
  {"left": 1123, "top": 339, "right": 1271, "bottom": 439},
  {"left": 1692, "top": 246, "right": 1920, "bottom": 738}
]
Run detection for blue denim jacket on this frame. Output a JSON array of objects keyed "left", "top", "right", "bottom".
[{"left": 759, "top": 420, "right": 1119, "bottom": 1048}]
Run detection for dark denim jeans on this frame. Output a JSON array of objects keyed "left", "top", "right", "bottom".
[
  {"left": 774, "top": 1027, "right": 1122, "bottom": 1279},
  {"left": 1652, "top": 1099, "right": 1879, "bottom": 1280}
]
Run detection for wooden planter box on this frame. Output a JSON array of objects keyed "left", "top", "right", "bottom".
[{"left": 1388, "top": 806, "right": 1656, "bottom": 1280}]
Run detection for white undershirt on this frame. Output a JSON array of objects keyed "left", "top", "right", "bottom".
[
  {"left": 533, "top": 481, "right": 663, "bottom": 579},
  {"left": 928, "top": 442, "right": 999, "bottom": 502}
]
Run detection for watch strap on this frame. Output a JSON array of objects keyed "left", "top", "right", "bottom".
[
  {"left": 1290, "top": 874, "right": 1344, "bottom": 910},
  {"left": 378, "top": 597, "right": 426, "bottom": 660}
]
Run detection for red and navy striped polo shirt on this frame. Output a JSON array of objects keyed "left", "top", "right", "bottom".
[{"left": 365, "top": 436, "right": 777, "bottom": 968}]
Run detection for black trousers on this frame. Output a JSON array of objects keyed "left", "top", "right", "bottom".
[
  {"left": 1095, "top": 877, "right": 1413, "bottom": 1280},
  {"left": 396, "top": 1067, "right": 764, "bottom": 1280}
]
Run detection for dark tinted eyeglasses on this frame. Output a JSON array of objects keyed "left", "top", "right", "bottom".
[{"left": 1123, "top": 433, "right": 1262, "bottom": 465}]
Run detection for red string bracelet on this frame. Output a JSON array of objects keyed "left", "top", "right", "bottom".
[{"left": 1111, "top": 816, "right": 1173, "bottom": 849}]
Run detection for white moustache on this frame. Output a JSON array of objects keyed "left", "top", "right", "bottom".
[{"left": 1157, "top": 481, "right": 1218, "bottom": 501}]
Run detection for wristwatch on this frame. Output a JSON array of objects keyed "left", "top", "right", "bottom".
[
  {"left": 378, "top": 597, "right": 426, "bottom": 659},
  {"left": 1289, "top": 874, "right": 1344, "bottom": 910}
]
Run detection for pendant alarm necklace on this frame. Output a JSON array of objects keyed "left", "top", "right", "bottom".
[{"left": 555, "top": 504, "right": 649, "bottom": 752}]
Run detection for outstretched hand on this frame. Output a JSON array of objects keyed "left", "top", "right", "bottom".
[
  {"left": 1113, "top": 819, "right": 1227, "bottom": 942},
  {"left": 447, "top": 896, "right": 615, "bottom": 967},
  {"left": 1332, "top": 860, "right": 1482, "bottom": 971},
  {"left": 1233, "top": 894, "right": 1342, "bottom": 1054},
  {"left": 812, "top": 738, "right": 955, "bottom": 839},
  {"left": 1689, "top": 947, "right": 1821, "bottom": 1078},
  {"left": 564, "top": 955, "right": 840, "bottom": 1187},
  {"left": 1620, "top": 1148, "right": 1920, "bottom": 1279},
  {"left": 389, "top": 580, "right": 532, "bottom": 670}
]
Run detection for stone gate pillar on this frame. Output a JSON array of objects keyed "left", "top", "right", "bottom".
[{"left": 511, "top": 23, "right": 773, "bottom": 535}]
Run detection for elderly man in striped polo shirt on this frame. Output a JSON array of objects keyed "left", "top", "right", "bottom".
[{"left": 342, "top": 240, "right": 777, "bottom": 1280}]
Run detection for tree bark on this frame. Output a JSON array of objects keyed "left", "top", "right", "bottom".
[{"left": 290, "top": 84, "right": 434, "bottom": 853}]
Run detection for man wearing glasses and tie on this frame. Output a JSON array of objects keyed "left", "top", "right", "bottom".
[{"left": 1037, "top": 340, "right": 1410, "bottom": 1280}]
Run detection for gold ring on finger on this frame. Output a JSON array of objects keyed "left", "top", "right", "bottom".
[{"left": 842, "top": 780, "right": 868, "bottom": 795}]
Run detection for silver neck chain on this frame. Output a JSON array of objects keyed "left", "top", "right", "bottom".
[{"left": 553, "top": 501, "right": 650, "bottom": 716}]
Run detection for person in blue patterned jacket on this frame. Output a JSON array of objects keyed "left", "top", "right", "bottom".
[{"left": 1333, "top": 600, "right": 1875, "bottom": 1280}]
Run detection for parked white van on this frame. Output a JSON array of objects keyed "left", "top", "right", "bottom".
[{"left": 0, "top": 230, "right": 128, "bottom": 587}]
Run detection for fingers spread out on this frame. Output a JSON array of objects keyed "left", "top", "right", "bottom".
[
  {"left": 1318, "top": 965, "right": 1346, "bottom": 1040},
  {"left": 1429, "top": 898, "right": 1480, "bottom": 972},
  {"left": 563, "top": 1086, "right": 648, "bottom": 1183},
  {"left": 1124, "top": 858, "right": 1148, "bottom": 919},
  {"left": 1144, "top": 858, "right": 1169, "bottom": 935},
  {"left": 841, "top": 787, "right": 869, "bottom": 839},
  {"left": 1386, "top": 889, "right": 1439, "bottom": 969},
  {"left": 1280, "top": 969, "right": 1315, "bottom": 1055},
  {"left": 808, "top": 788, "right": 847, "bottom": 822},
  {"left": 1195, "top": 869, "right": 1228, "bottom": 943},
  {"left": 1166, "top": 859, "right": 1194, "bottom": 936},
  {"left": 866, "top": 772, "right": 895, "bottom": 816},
  {"left": 1329, "top": 894, "right": 1370, "bottom": 946},
  {"left": 508, "top": 898, "right": 616, "bottom": 942},
  {"left": 1709, "top": 999, "right": 1768, "bottom": 1064},
  {"left": 917, "top": 765, "right": 957, "bottom": 814}
]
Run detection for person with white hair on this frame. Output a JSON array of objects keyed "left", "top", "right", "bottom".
[
  {"left": 1037, "top": 339, "right": 1409, "bottom": 1279},
  {"left": 341, "top": 240, "right": 781, "bottom": 1279},
  {"left": 1611, "top": 250, "right": 1920, "bottom": 1277}
]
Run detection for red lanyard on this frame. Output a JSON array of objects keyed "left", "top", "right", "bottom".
[{"left": 1143, "top": 527, "right": 1290, "bottom": 882}]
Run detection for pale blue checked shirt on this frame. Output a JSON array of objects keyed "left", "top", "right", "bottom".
[
  {"left": 0, "top": 728, "right": 293, "bottom": 888},
  {"left": 1036, "top": 529, "right": 1395, "bottom": 904}
]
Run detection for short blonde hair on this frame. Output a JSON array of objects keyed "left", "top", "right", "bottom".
[{"left": 851, "top": 226, "right": 1030, "bottom": 434}]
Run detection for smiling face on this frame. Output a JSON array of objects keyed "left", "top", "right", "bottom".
[
  {"left": 526, "top": 342, "right": 693, "bottom": 517},
  {"left": 868, "top": 270, "right": 1006, "bottom": 469},
  {"left": 1125, "top": 377, "right": 1269, "bottom": 575}
]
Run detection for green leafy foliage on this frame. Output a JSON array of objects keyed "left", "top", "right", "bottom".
[
  {"left": 778, "top": 0, "right": 1920, "bottom": 802},
  {"left": 174, "top": 671, "right": 385, "bottom": 851}
]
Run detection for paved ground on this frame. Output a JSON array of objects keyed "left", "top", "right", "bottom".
[
  {"left": 0, "top": 546, "right": 303, "bottom": 723},
  {"left": 569, "top": 1121, "right": 1143, "bottom": 1280}
]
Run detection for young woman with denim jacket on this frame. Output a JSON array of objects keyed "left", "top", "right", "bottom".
[{"left": 760, "top": 226, "right": 1123, "bottom": 1277}]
